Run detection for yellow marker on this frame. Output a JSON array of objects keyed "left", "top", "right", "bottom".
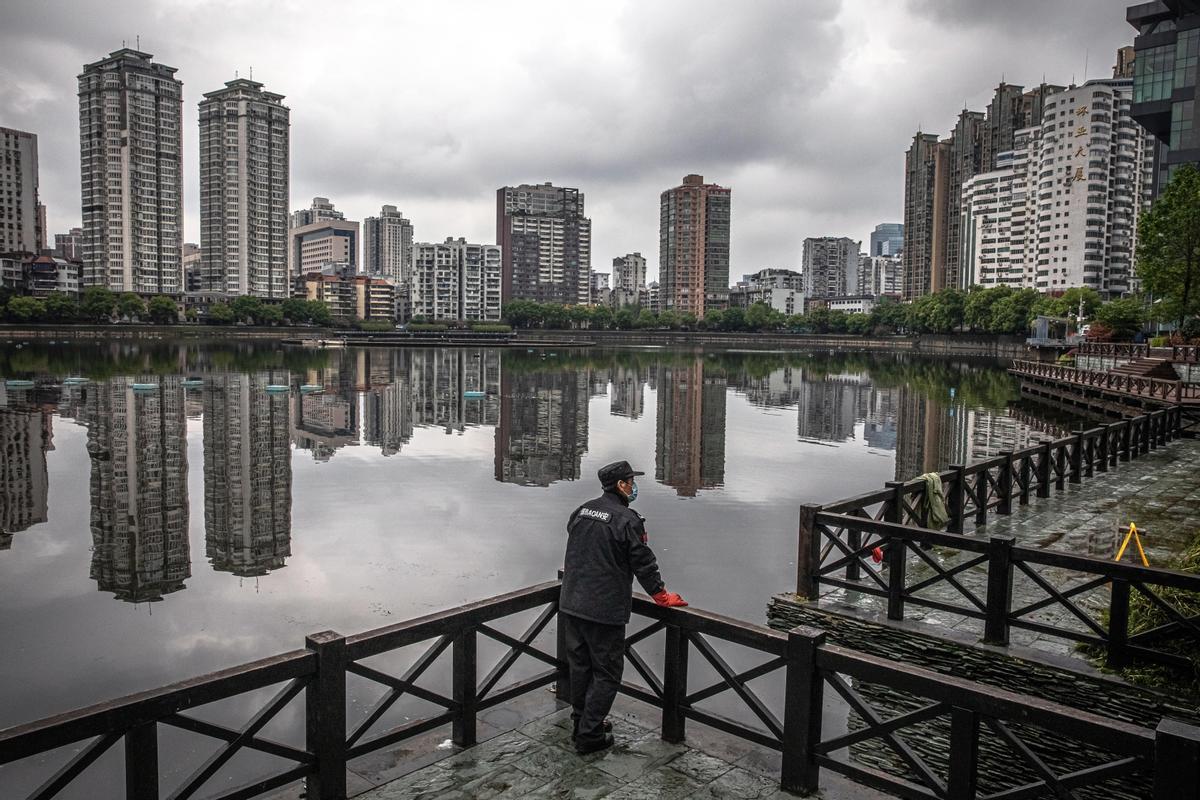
[{"left": 1114, "top": 522, "right": 1149, "bottom": 567}]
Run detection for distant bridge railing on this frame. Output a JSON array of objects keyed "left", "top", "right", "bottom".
[
  {"left": 1075, "top": 341, "right": 1200, "bottom": 363},
  {"left": 1011, "top": 360, "right": 1200, "bottom": 403},
  {"left": 5, "top": 580, "right": 1200, "bottom": 799}
]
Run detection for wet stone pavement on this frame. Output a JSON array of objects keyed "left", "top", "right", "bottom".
[
  {"left": 350, "top": 696, "right": 889, "bottom": 800},
  {"left": 820, "top": 438, "right": 1200, "bottom": 661}
]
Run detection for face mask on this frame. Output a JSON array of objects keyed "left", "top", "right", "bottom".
[{"left": 627, "top": 480, "right": 638, "bottom": 502}]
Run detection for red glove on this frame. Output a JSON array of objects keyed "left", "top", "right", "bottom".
[{"left": 652, "top": 589, "right": 688, "bottom": 607}]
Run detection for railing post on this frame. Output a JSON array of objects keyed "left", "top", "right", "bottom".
[
  {"left": 1084, "top": 431, "right": 1096, "bottom": 478},
  {"left": 662, "top": 623, "right": 689, "bottom": 744},
  {"left": 1097, "top": 425, "right": 1109, "bottom": 473},
  {"left": 1036, "top": 441, "right": 1052, "bottom": 499},
  {"left": 1107, "top": 580, "right": 1131, "bottom": 670},
  {"left": 1159, "top": 410, "right": 1169, "bottom": 447},
  {"left": 1109, "top": 423, "right": 1120, "bottom": 468},
  {"left": 948, "top": 464, "right": 966, "bottom": 534},
  {"left": 845, "top": 520, "right": 862, "bottom": 582},
  {"left": 1018, "top": 452, "right": 1031, "bottom": 506},
  {"left": 886, "top": 531, "right": 907, "bottom": 621},
  {"left": 1149, "top": 414, "right": 1160, "bottom": 451},
  {"left": 555, "top": 570, "right": 570, "bottom": 700},
  {"left": 125, "top": 721, "right": 159, "bottom": 800},
  {"left": 997, "top": 451, "right": 1013, "bottom": 515},
  {"left": 1070, "top": 431, "right": 1083, "bottom": 483},
  {"left": 452, "top": 626, "right": 478, "bottom": 746},
  {"left": 1140, "top": 416, "right": 1152, "bottom": 456},
  {"left": 885, "top": 480, "right": 905, "bottom": 525},
  {"left": 781, "top": 626, "right": 826, "bottom": 796},
  {"left": 1155, "top": 718, "right": 1200, "bottom": 800},
  {"left": 305, "top": 630, "right": 347, "bottom": 800},
  {"left": 796, "top": 503, "right": 822, "bottom": 600},
  {"left": 1121, "top": 419, "right": 1132, "bottom": 463},
  {"left": 947, "top": 707, "right": 981, "bottom": 799},
  {"left": 1054, "top": 439, "right": 1066, "bottom": 492},
  {"left": 984, "top": 535, "right": 1015, "bottom": 646},
  {"left": 974, "top": 469, "right": 989, "bottom": 527}
]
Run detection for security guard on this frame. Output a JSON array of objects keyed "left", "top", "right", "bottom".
[{"left": 561, "top": 460, "right": 687, "bottom": 754}]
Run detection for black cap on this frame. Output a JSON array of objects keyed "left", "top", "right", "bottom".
[{"left": 598, "top": 460, "right": 644, "bottom": 488}]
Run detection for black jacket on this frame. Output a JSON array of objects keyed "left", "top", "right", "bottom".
[{"left": 560, "top": 490, "right": 665, "bottom": 626}]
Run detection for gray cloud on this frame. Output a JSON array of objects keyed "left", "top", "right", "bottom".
[{"left": 0, "top": 0, "right": 1135, "bottom": 281}]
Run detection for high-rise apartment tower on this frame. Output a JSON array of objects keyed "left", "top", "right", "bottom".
[
  {"left": 659, "top": 174, "right": 731, "bottom": 318},
  {"left": 198, "top": 78, "right": 290, "bottom": 298},
  {"left": 78, "top": 49, "right": 183, "bottom": 294}
]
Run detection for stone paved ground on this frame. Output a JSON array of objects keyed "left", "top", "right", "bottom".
[
  {"left": 353, "top": 695, "right": 892, "bottom": 800},
  {"left": 818, "top": 438, "right": 1200, "bottom": 660}
]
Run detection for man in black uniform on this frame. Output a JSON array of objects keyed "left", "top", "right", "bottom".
[{"left": 560, "top": 460, "right": 687, "bottom": 754}]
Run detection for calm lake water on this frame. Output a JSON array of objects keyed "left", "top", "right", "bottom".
[{"left": 0, "top": 341, "right": 1074, "bottom": 753}]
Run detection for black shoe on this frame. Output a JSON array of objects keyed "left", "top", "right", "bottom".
[
  {"left": 574, "top": 732, "right": 614, "bottom": 755},
  {"left": 572, "top": 719, "right": 613, "bottom": 740}
]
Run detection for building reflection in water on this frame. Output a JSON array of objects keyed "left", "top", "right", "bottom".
[
  {"left": 87, "top": 376, "right": 191, "bottom": 603},
  {"left": 610, "top": 364, "right": 647, "bottom": 420},
  {"left": 494, "top": 366, "right": 589, "bottom": 486},
  {"left": 655, "top": 361, "right": 726, "bottom": 497},
  {"left": 0, "top": 387, "right": 52, "bottom": 551},
  {"left": 202, "top": 372, "right": 292, "bottom": 577}
]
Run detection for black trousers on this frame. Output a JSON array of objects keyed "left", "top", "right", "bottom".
[{"left": 561, "top": 612, "right": 625, "bottom": 742}]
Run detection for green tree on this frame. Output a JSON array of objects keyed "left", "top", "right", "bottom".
[
  {"left": 1094, "top": 296, "right": 1147, "bottom": 340},
  {"left": 988, "top": 288, "right": 1040, "bottom": 335},
  {"left": 745, "top": 302, "right": 784, "bottom": 331},
  {"left": 870, "top": 298, "right": 908, "bottom": 333},
  {"left": 230, "top": 295, "right": 264, "bottom": 323},
  {"left": 118, "top": 293, "right": 145, "bottom": 320},
  {"left": 635, "top": 309, "right": 657, "bottom": 329},
  {"left": 909, "top": 289, "right": 965, "bottom": 334},
  {"left": 657, "top": 309, "right": 681, "bottom": 329},
  {"left": 846, "top": 312, "right": 873, "bottom": 336},
  {"left": 306, "top": 300, "right": 332, "bottom": 327},
  {"left": 719, "top": 307, "right": 747, "bottom": 332},
  {"left": 43, "top": 292, "right": 78, "bottom": 322},
  {"left": 146, "top": 295, "right": 179, "bottom": 324},
  {"left": 6, "top": 296, "right": 45, "bottom": 322},
  {"left": 259, "top": 304, "right": 284, "bottom": 325},
  {"left": 207, "top": 302, "right": 234, "bottom": 325},
  {"left": 964, "top": 286, "right": 1012, "bottom": 332},
  {"left": 613, "top": 308, "right": 637, "bottom": 330},
  {"left": 590, "top": 305, "right": 614, "bottom": 330},
  {"left": 80, "top": 286, "right": 117, "bottom": 322},
  {"left": 568, "top": 304, "right": 592, "bottom": 329},
  {"left": 679, "top": 312, "right": 698, "bottom": 330},
  {"left": 1137, "top": 163, "right": 1200, "bottom": 323},
  {"left": 281, "top": 298, "right": 310, "bottom": 324}
]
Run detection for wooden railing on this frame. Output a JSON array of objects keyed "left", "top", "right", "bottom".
[
  {"left": 4, "top": 580, "right": 1199, "bottom": 799},
  {"left": 1011, "top": 359, "right": 1200, "bottom": 403},
  {"left": 798, "top": 406, "right": 1199, "bottom": 671},
  {"left": 1075, "top": 342, "right": 1200, "bottom": 363}
]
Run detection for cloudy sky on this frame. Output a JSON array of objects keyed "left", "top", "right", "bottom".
[{"left": 2, "top": 0, "right": 1129, "bottom": 284}]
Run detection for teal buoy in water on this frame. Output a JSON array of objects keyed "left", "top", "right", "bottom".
[
  {"left": 181, "top": 378, "right": 203, "bottom": 388},
  {"left": 63, "top": 377, "right": 89, "bottom": 386},
  {"left": 300, "top": 384, "right": 323, "bottom": 393},
  {"left": 131, "top": 383, "right": 159, "bottom": 392},
  {"left": 5, "top": 379, "right": 34, "bottom": 389},
  {"left": 266, "top": 385, "right": 290, "bottom": 393},
  {"left": 463, "top": 390, "right": 485, "bottom": 399}
]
